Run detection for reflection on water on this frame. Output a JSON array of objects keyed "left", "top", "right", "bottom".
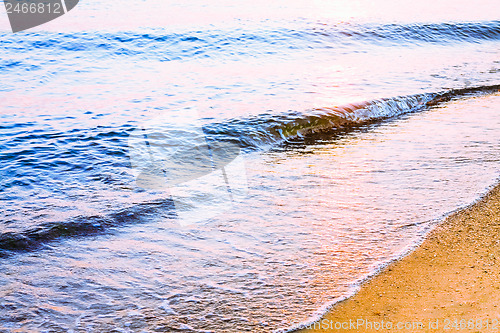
[
  {"left": 0, "top": 0, "right": 499, "bottom": 330},
  {"left": 1, "top": 94, "right": 499, "bottom": 332}
]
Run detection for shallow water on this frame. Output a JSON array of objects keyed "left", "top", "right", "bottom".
[{"left": 0, "top": 0, "right": 499, "bottom": 331}]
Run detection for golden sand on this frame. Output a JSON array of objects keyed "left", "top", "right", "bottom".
[{"left": 296, "top": 184, "right": 500, "bottom": 332}]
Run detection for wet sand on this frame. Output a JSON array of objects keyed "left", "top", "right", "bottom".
[{"left": 296, "top": 183, "right": 500, "bottom": 332}]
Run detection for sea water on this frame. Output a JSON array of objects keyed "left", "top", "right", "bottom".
[{"left": 0, "top": 0, "right": 499, "bottom": 331}]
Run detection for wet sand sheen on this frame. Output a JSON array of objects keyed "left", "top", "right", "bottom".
[{"left": 296, "top": 183, "right": 500, "bottom": 332}]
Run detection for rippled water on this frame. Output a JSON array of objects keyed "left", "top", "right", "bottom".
[{"left": 0, "top": 0, "right": 499, "bottom": 331}]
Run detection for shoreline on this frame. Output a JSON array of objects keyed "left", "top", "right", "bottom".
[{"left": 294, "top": 181, "right": 500, "bottom": 332}]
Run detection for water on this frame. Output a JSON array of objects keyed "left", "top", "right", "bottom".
[{"left": 0, "top": 0, "right": 499, "bottom": 331}]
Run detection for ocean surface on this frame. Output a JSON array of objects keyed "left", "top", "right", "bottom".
[{"left": 0, "top": 0, "right": 499, "bottom": 331}]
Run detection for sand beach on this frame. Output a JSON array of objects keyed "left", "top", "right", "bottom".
[{"left": 297, "top": 183, "right": 500, "bottom": 332}]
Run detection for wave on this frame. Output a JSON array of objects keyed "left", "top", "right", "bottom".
[
  {"left": 204, "top": 84, "right": 500, "bottom": 148},
  {"left": 0, "top": 84, "right": 498, "bottom": 257},
  {"left": 0, "top": 21, "right": 498, "bottom": 66},
  {"left": 0, "top": 199, "right": 175, "bottom": 257},
  {"left": 312, "top": 21, "right": 500, "bottom": 45}
]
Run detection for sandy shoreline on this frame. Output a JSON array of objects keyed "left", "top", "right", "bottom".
[{"left": 295, "top": 183, "right": 500, "bottom": 332}]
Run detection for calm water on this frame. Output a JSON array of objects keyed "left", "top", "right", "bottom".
[{"left": 0, "top": 0, "right": 499, "bottom": 331}]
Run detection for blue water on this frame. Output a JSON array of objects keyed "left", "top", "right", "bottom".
[{"left": 0, "top": 0, "right": 499, "bottom": 331}]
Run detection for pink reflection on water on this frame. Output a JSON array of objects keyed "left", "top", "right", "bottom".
[{"left": 1, "top": 0, "right": 498, "bottom": 32}]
